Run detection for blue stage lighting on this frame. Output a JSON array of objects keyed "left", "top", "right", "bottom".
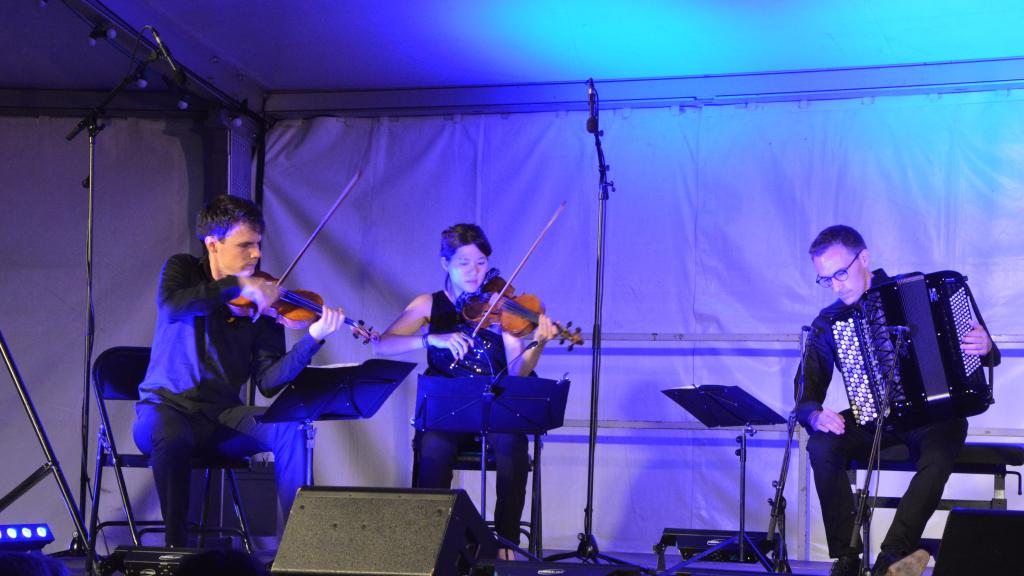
[{"left": 0, "top": 523, "right": 55, "bottom": 551}]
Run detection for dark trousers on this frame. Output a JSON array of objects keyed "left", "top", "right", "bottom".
[
  {"left": 132, "top": 402, "right": 305, "bottom": 547},
  {"left": 415, "top": 430, "right": 529, "bottom": 545},
  {"left": 807, "top": 410, "right": 966, "bottom": 558}
]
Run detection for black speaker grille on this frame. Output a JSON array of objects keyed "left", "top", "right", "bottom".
[{"left": 273, "top": 488, "right": 493, "bottom": 576}]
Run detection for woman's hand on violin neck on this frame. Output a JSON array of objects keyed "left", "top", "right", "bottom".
[
  {"left": 532, "top": 314, "right": 559, "bottom": 345},
  {"left": 239, "top": 275, "right": 282, "bottom": 312},
  {"left": 308, "top": 306, "right": 347, "bottom": 341},
  {"left": 427, "top": 331, "right": 474, "bottom": 361}
]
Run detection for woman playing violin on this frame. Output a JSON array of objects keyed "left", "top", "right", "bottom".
[
  {"left": 373, "top": 223, "right": 559, "bottom": 559},
  {"left": 133, "top": 195, "right": 349, "bottom": 547}
]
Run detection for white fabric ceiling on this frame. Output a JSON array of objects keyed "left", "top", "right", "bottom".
[{"left": 4, "top": 1, "right": 1024, "bottom": 108}]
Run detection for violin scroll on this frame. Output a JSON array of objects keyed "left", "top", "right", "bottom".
[
  {"left": 349, "top": 319, "right": 380, "bottom": 345},
  {"left": 556, "top": 320, "right": 584, "bottom": 351}
]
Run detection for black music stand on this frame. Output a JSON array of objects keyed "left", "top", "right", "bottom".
[
  {"left": 259, "top": 359, "right": 416, "bottom": 486},
  {"left": 658, "top": 385, "right": 785, "bottom": 575},
  {"left": 414, "top": 374, "right": 570, "bottom": 557}
]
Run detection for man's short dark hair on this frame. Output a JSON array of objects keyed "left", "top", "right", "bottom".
[
  {"left": 196, "top": 195, "right": 265, "bottom": 242},
  {"left": 808, "top": 225, "right": 867, "bottom": 258}
]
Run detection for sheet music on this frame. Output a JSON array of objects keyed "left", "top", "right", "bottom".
[{"left": 308, "top": 362, "right": 359, "bottom": 369}]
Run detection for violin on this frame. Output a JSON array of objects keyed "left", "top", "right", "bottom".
[
  {"left": 460, "top": 275, "right": 583, "bottom": 350},
  {"left": 228, "top": 271, "right": 379, "bottom": 344}
]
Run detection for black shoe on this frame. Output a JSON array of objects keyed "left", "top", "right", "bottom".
[
  {"left": 830, "top": 555, "right": 862, "bottom": 576},
  {"left": 871, "top": 551, "right": 903, "bottom": 576}
]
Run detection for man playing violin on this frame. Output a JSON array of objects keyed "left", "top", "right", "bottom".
[
  {"left": 133, "top": 195, "right": 348, "bottom": 547},
  {"left": 373, "top": 223, "right": 559, "bottom": 560}
]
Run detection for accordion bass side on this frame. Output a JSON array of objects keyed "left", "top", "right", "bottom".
[{"left": 830, "top": 270, "right": 992, "bottom": 429}]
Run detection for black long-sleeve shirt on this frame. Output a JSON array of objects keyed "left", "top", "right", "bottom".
[
  {"left": 138, "top": 253, "right": 322, "bottom": 420},
  {"left": 794, "top": 268, "right": 1001, "bottom": 428}
]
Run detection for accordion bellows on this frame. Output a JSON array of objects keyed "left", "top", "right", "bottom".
[{"left": 830, "top": 271, "right": 992, "bottom": 429}]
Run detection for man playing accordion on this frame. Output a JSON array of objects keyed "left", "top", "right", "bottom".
[{"left": 795, "top": 225, "right": 1000, "bottom": 576}]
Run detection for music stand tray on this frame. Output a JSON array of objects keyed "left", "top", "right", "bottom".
[
  {"left": 413, "top": 375, "right": 569, "bottom": 435},
  {"left": 413, "top": 374, "right": 570, "bottom": 557},
  {"left": 662, "top": 385, "right": 785, "bottom": 428},
  {"left": 258, "top": 359, "right": 417, "bottom": 485},
  {"left": 658, "top": 385, "right": 785, "bottom": 575}
]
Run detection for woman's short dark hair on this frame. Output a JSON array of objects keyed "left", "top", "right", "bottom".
[
  {"left": 440, "top": 224, "right": 492, "bottom": 260},
  {"left": 196, "top": 195, "right": 265, "bottom": 242},
  {"left": 808, "top": 224, "right": 866, "bottom": 258}
]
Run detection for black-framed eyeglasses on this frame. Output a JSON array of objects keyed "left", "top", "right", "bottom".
[{"left": 815, "top": 249, "right": 863, "bottom": 288}]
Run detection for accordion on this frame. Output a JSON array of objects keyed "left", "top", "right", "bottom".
[{"left": 830, "top": 270, "right": 992, "bottom": 429}]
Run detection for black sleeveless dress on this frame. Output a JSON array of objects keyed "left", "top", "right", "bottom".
[
  {"left": 416, "top": 290, "right": 528, "bottom": 545},
  {"left": 425, "top": 291, "right": 508, "bottom": 377}
]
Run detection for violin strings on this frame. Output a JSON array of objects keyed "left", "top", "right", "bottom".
[
  {"left": 279, "top": 289, "right": 323, "bottom": 314},
  {"left": 499, "top": 297, "right": 540, "bottom": 323},
  {"left": 497, "top": 297, "right": 577, "bottom": 340},
  {"left": 279, "top": 289, "right": 363, "bottom": 332}
]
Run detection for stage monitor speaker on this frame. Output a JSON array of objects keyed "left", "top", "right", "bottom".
[
  {"left": 272, "top": 487, "right": 497, "bottom": 576},
  {"left": 98, "top": 546, "right": 203, "bottom": 576},
  {"left": 656, "top": 527, "right": 775, "bottom": 566},
  {"left": 932, "top": 508, "right": 1024, "bottom": 576}
]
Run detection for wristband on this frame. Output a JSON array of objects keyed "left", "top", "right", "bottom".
[{"left": 422, "top": 333, "right": 430, "bottom": 348}]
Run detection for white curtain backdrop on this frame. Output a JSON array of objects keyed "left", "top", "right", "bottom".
[
  {"left": 2, "top": 89, "right": 1022, "bottom": 560},
  {"left": 0, "top": 115, "right": 203, "bottom": 553},
  {"left": 261, "top": 91, "right": 1024, "bottom": 559}
]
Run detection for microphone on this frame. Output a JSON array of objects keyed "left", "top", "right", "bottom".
[
  {"left": 586, "top": 78, "right": 599, "bottom": 134},
  {"left": 150, "top": 27, "right": 186, "bottom": 86}
]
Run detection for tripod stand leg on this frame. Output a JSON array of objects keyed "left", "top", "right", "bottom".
[
  {"left": 742, "top": 532, "right": 774, "bottom": 571},
  {"left": 0, "top": 330, "right": 90, "bottom": 552},
  {"left": 544, "top": 532, "right": 644, "bottom": 568},
  {"left": 545, "top": 532, "right": 599, "bottom": 562}
]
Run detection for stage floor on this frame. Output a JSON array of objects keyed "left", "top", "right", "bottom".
[{"left": 52, "top": 547, "right": 934, "bottom": 576}]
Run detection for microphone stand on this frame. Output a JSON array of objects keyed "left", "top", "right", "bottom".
[
  {"left": 546, "top": 79, "right": 632, "bottom": 566},
  {"left": 766, "top": 327, "right": 812, "bottom": 574},
  {"left": 851, "top": 329, "right": 906, "bottom": 576},
  {"left": 62, "top": 52, "right": 154, "bottom": 556}
]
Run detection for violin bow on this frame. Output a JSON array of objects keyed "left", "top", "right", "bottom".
[
  {"left": 470, "top": 201, "right": 566, "bottom": 338},
  {"left": 275, "top": 170, "right": 362, "bottom": 287}
]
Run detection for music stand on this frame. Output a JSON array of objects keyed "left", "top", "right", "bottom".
[
  {"left": 413, "top": 375, "right": 570, "bottom": 555},
  {"left": 259, "top": 359, "right": 416, "bottom": 486},
  {"left": 658, "top": 385, "right": 785, "bottom": 575}
]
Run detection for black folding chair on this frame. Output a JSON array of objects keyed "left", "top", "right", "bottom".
[{"left": 87, "top": 346, "right": 253, "bottom": 557}]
